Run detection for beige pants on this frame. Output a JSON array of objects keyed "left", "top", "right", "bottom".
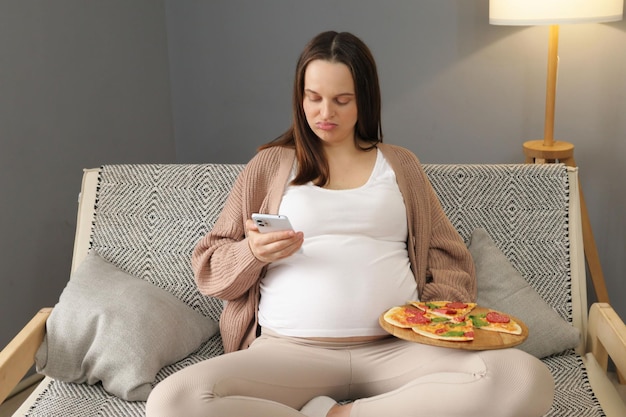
[{"left": 146, "top": 330, "right": 554, "bottom": 417}]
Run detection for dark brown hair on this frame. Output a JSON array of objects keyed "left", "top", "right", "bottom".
[{"left": 260, "top": 31, "right": 383, "bottom": 186}]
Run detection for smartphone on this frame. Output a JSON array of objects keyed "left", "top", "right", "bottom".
[{"left": 251, "top": 213, "right": 294, "bottom": 233}]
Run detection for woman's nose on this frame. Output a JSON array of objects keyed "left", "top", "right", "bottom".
[{"left": 320, "top": 101, "right": 334, "bottom": 118}]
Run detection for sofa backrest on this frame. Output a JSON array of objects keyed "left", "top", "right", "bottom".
[
  {"left": 424, "top": 164, "right": 575, "bottom": 324},
  {"left": 78, "top": 163, "right": 580, "bottom": 332},
  {"left": 87, "top": 164, "right": 244, "bottom": 325}
]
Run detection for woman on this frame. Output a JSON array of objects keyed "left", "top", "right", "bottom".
[{"left": 146, "top": 31, "right": 554, "bottom": 417}]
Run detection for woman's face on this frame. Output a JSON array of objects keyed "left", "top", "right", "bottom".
[{"left": 302, "top": 59, "right": 358, "bottom": 147}]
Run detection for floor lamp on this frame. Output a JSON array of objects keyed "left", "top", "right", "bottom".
[{"left": 488, "top": 0, "right": 624, "bottom": 304}]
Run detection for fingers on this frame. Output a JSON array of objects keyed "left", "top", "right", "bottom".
[{"left": 246, "top": 219, "right": 304, "bottom": 263}]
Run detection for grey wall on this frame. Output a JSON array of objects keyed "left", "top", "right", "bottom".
[
  {"left": 165, "top": 1, "right": 626, "bottom": 319},
  {"left": 0, "top": 1, "right": 175, "bottom": 348}
]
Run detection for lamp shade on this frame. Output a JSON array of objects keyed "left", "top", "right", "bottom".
[{"left": 490, "top": 0, "right": 624, "bottom": 25}]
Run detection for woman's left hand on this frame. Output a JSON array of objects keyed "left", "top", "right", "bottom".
[{"left": 245, "top": 219, "right": 304, "bottom": 263}]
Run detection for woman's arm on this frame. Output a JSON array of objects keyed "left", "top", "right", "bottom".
[
  {"left": 191, "top": 169, "right": 268, "bottom": 301},
  {"left": 191, "top": 147, "right": 298, "bottom": 301},
  {"left": 421, "top": 184, "right": 477, "bottom": 302}
]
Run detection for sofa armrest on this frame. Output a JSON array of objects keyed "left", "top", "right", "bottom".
[
  {"left": 0, "top": 308, "right": 52, "bottom": 405},
  {"left": 587, "top": 303, "right": 626, "bottom": 383}
]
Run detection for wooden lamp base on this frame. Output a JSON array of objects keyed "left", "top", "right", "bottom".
[{"left": 523, "top": 139, "right": 575, "bottom": 166}]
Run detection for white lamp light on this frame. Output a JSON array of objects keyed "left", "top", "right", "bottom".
[
  {"left": 490, "top": 0, "right": 623, "bottom": 26},
  {"left": 489, "top": 0, "right": 623, "bottom": 304}
]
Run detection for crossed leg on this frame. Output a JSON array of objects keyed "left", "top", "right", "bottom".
[{"left": 146, "top": 333, "right": 553, "bottom": 417}]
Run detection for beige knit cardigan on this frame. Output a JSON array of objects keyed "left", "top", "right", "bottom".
[{"left": 191, "top": 143, "right": 477, "bottom": 353}]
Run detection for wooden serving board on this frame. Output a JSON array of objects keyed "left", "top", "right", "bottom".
[{"left": 379, "top": 305, "right": 528, "bottom": 350}]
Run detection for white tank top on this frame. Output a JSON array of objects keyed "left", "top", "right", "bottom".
[{"left": 258, "top": 150, "right": 418, "bottom": 337}]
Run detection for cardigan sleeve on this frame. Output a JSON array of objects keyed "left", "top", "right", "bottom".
[
  {"left": 191, "top": 165, "right": 268, "bottom": 301},
  {"left": 420, "top": 183, "right": 477, "bottom": 303}
]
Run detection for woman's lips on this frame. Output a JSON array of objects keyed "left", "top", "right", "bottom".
[{"left": 316, "top": 122, "right": 337, "bottom": 131}]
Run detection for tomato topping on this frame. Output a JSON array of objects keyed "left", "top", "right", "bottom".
[
  {"left": 446, "top": 302, "right": 468, "bottom": 309},
  {"left": 434, "top": 308, "right": 457, "bottom": 315},
  {"left": 406, "top": 314, "right": 431, "bottom": 324},
  {"left": 403, "top": 307, "right": 430, "bottom": 324},
  {"left": 486, "top": 311, "right": 511, "bottom": 323}
]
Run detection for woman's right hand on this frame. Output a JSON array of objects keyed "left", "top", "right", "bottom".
[{"left": 245, "top": 219, "right": 304, "bottom": 263}]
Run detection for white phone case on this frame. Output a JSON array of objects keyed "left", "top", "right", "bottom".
[{"left": 251, "top": 213, "right": 294, "bottom": 233}]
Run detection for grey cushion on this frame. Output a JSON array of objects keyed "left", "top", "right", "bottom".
[
  {"left": 35, "top": 252, "right": 218, "bottom": 401},
  {"left": 468, "top": 228, "right": 580, "bottom": 358}
]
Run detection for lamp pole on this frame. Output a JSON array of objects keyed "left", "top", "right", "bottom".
[
  {"left": 522, "top": 25, "right": 575, "bottom": 163},
  {"left": 522, "top": 25, "right": 609, "bottom": 304}
]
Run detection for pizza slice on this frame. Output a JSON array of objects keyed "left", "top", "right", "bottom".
[
  {"left": 469, "top": 310, "right": 522, "bottom": 335},
  {"left": 383, "top": 305, "right": 432, "bottom": 328},
  {"left": 411, "top": 316, "right": 475, "bottom": 342},
  {"left": 410, "top": 301, "right": 477, "bottom": 321}
]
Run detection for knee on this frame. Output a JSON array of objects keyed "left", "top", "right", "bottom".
[
  {"left": 500, "top": 350, "right": 555, "bottom": 416},
  {"left": 145, "top": 377, "right": 182, "bottom": 417},
  {"left": 146, "top": 372, "right": 212, "bottom": 417},
  {"left": 518, "top": 351, "right": 554, "bottom": 394},
  {"left": 480, "top": 349, "right": 554, "bottom": 417},
  {"left": 523, "top": 354, "right": 555, "bottom": 414}
]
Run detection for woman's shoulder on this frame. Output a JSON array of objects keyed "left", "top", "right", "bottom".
[
  {"left": 378, "top": 143, "right": 422, "bottom": 166},
  {"left": 246, "top": 146, "right": 295, "bottom": 170},
  {"left": 237, "top": 146, "right": 296, "bottom": 191}
]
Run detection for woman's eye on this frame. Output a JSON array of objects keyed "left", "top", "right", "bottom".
[{"left": 305, "top": 94, "right": 351, "bottom": 105}]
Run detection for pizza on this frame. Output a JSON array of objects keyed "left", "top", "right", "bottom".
[
  {"left": 410, "top": 301, "right": 477, "bottom": 321},
  {"left": 382, "top": 302, "right": 524, "bottom": 344},
  {"left": 384, "top": 303, "right": 475, "bottom": 342},
  {"left": 469, "top": 310, "right": 522, "bottom": 335},
  {"left": 383, "top": 305, "right": 432, "bottom": 328},
  {"left": 411, "top": 316, "right": 475, "bottom": 342}
]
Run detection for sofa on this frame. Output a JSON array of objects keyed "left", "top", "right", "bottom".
[{"left": 1, "top": 162, "right": 625, "bottom": 416}]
